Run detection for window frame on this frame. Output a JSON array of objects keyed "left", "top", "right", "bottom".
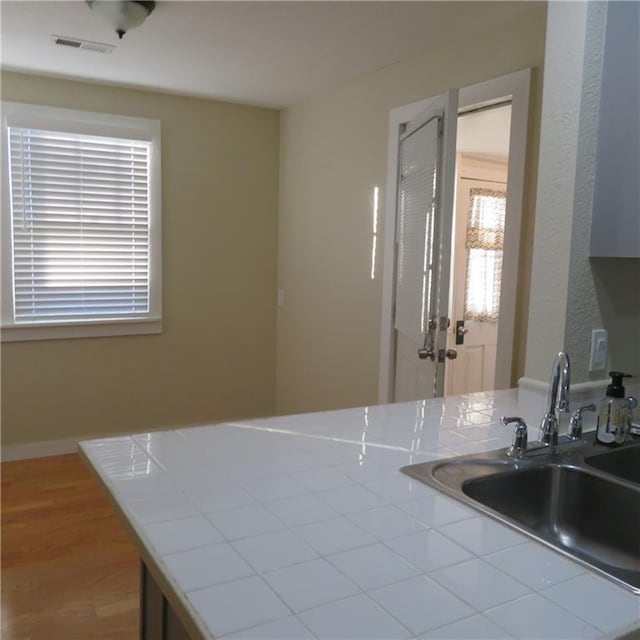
[{"left": 1, "top": 102, "right": 162, "bottom": 342}]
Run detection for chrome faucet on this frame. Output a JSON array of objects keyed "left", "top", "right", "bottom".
[{"left": 538, "top": 352, "right": 571, "bottom": 447}]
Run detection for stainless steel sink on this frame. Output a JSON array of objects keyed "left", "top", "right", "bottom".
[
  {"left": 401, "top": 437, "right": 640, "bottom": 593},
  {"left": 585, "top": 442, "right": 640, "bottom": 486}
]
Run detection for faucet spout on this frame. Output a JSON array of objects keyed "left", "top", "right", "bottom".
[{"left": 538, "top": 352, "right": 571, "bottom": 447}]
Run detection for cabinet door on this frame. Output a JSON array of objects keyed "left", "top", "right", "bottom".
[{"left": 591, "top": 1, "right": 640, "bottom": 258}]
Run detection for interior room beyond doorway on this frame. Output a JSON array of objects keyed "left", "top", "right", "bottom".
[{"left": 445, "top": 104, "right": 513, "bottom": 396}]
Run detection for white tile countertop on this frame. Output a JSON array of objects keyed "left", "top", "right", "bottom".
[{"left": 80, "top": 389, "right": 640, "bottom": 640}]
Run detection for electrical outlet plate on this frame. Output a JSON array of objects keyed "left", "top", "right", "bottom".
[{"left": 589, "top": 329, "right": 608, "bottom": 371}]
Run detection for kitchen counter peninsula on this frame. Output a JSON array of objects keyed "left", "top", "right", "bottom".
[{"left": 80, "top": 390, "right": 640, "bottom": 639}]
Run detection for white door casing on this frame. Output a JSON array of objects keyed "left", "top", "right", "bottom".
[
  {"left": 392, "top": 90, "right": 459, "bottom": 402},
  {"left": 378, "top": 69, "right": 531, "bottom": 403}
]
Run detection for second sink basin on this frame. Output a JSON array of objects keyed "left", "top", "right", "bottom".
[
  {"left": 463, "top": 465, "right": 640, "bottom": 585},
  {"left": 586, "top": 443, "right": 640, "bottom": 485}
]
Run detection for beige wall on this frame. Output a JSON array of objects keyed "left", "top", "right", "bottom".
[
  {"left": 276, "top": 7, "right": 547, "bottom": 415},
  {"left": 1, "top": 72, "right": 280, "bottom": 446}
]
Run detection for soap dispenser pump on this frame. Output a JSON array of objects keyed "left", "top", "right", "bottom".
[{"left": 596, "top": 371, "right": 632, "bottom": 445}]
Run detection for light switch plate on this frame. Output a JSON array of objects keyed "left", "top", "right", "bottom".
[{"left": 589, "top": 329, "right": 608, "bottom": 371}]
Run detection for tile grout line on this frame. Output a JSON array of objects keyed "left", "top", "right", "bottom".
[
  {"left": 534, "top": 578, "right": 626, "bottom": 634},
  {"left": 93, "top": 393, "right": 622, "bottom": 639}
]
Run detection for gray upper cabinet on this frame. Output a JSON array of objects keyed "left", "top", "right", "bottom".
[{"left": 591, "top": 1, "right": 640, "bottom": 258}]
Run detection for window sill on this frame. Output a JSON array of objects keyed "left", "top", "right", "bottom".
[{"left": 1, "top": 318, "right": 162, "bottom": 342}]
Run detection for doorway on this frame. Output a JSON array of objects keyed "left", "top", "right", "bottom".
[
  {"left": 378, "top": 70, "right": 530, "bottom": 404},
  {"left": 445, "top": 104, "right": 512, "bottom": 396}
]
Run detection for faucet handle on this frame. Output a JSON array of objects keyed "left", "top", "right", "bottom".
[
  {"left": 501, "top": 416, "right": 527, "bottom": 426},
  {"left": 568, "top": 403, "right": 597, "bottom": 440},
  {"left": 501, "top": 416, "right": 528, "bottom": 458}
]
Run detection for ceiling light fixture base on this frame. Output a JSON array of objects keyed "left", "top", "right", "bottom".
[{"left": 86, "top": 1, "right": 156, "bottom": 39}]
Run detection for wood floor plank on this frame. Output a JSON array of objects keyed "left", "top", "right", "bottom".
[{"left": 1, "top": 454, "right": 139, "bottom": 640}]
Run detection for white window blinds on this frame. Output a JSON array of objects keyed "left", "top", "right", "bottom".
[
  {"left": 8, "top": 127, "right": 152, "bottom": 324},
  {"left": 395, "top": 117, "right": 439, "bottom": 343}
]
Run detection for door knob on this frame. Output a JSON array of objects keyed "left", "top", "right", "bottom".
[
  {"left": 456, "top": 325, "right": 469, "bottom": 337},
  {"left": 437, "top": 348, "right": 458, "bottom": 362},
  {"left": 418, "top": 347, "right": 436, "bottom": 361}
]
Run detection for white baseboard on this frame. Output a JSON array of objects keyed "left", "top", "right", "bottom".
[
  {"left": 1, "top": 438, "right": 79, "bottom": 462},
  {"left": 518, "top": 376, "right": 609, "bottom": 395},
  {"left": 517, "top": 376, "right": 609, "bottom": 434}
]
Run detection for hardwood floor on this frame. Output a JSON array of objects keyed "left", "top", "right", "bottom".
[{"left": 2, "top": 454, "right": 139, "bottom": 639}]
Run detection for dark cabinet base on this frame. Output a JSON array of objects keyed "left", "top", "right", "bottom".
[{"left": 140, "top": 561, "right": 192, "bottom": 640}]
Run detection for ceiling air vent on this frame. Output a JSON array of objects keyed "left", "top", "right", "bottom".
[{"left": 51, "top": 35, "right": 115, "bottom": 55}]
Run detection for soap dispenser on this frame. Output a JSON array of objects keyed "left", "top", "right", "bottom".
[{"left": 596, "top": 372, "right": 632, "bottom": 445}]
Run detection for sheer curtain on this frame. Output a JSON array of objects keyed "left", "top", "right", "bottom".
[{"left": 464, "top": 187, "right": 506, "bottom": 322}]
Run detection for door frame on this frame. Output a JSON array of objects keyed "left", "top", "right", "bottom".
[{"left": 378, "top": 69, "right": 532, "bottom": 403}]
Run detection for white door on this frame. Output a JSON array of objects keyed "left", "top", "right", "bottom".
[
  {"left": 393, "top": 90, "right": 458, "bottom": 402},
  {"left": 445, "top": 164, "right": 507, "bottom": 395}
]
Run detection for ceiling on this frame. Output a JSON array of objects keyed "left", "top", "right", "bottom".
[
  {"left": 457, "top": 104, "right": 512, "bottom": 161},
  {"left": 1, "top": 1, "right": 540, "bottom": 108}
]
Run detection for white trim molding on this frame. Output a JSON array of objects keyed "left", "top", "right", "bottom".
[
  {"left": 0, "top": 102, "right": 162, "bottom": 342},
  {"left": 378, "top": 69, "right": 532, "bottom": 404},
  {"left": 517, "top": 376, "right": 609, "bottom": 432},
  {"left": 1, "top": 437, "right": 79, "bottom": 462},
  {"left": 518, "top": 376, "right": 609, "bottom": 396},
  {"left": 2, "top": 317, "right": 162, "bottom": 342}
]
